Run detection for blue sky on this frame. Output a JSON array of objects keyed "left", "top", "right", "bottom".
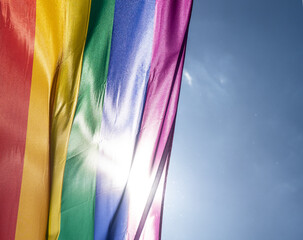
[{"left": 162, "top": 1, "right": 303, "bottom": 239}]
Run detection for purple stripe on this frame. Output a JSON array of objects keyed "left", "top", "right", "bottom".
[{"left": 125, "top": 0, "right": 193, "bottom": 238}]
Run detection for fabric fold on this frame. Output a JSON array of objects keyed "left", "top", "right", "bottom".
[{"left": 58, "top": 0, "right": 116, "bottom": 239}]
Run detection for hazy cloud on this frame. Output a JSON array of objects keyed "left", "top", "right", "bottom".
[{"left": 183, "top": 69, "right": 193, "bottom": 86}]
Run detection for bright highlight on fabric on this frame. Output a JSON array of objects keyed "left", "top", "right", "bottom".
[{"left": 0, "top": 0, "right": 193, "bottom": 239}]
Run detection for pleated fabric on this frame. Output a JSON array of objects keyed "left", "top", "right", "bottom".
[
  {"left": 116, "top": 1, "right": 193, "bottom": 239},
  {"left": 21, "top": 1, "right": 91, "bottom": 239},
  {"left": 44, "top": 1, "right": 92, "bottom": 239},
  {"left": 93, "top": 1, "right": 156, "bottom": 239},
  {"left": 57, "top": 0, "right": 115, "bottom": 239},
  {"left": 0, "top": 0, "right": 192, "bottom": 239}
]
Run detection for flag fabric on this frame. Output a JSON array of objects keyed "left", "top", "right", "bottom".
[{"left": 0, "top": 0, "right": 192, "bottom": 239}]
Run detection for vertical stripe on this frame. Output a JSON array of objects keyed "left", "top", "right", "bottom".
[
  {"left": 45, "top": 1, "right": 92, "bottom": 239},
  {"left": 58, "top": 0, "right": 115, "bottom": 239},
  {"left": 134, "top": 120, "right": 175, "bottom": 240},
  {"left": 141, "top": 34, "right": 188, "bottom": 240},
  {"left": 94, "top": 1, "right": 155, "bottom": 239},
  {"left": 6, "top": 0, "right": 92, "bottom": 239},
  {"left": 125, "top": 0, "right": 193, "bottom": 239},
  {"left": 0, "top": 1, "right": 36, "bottom": 239}
]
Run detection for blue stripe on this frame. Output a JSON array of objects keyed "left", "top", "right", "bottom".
[{"left": 94, "top": 0, "right": 155, "bottom": 239}]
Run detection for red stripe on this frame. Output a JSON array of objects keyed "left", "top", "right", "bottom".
[{"left": 0, "top": 1, "right": 36, "bottom": 239}]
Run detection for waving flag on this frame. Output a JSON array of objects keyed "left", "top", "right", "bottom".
[{"left": 0, "top": 0, "right": 192, "bottom": 239}]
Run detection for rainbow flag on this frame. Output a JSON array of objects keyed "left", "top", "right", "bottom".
[{"left": 0, "top": 0, "right": 192, "bottom": 239}]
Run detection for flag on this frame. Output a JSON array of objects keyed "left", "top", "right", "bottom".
[{"left": 0, "top": 0, "right": 192, "bottom": 239}]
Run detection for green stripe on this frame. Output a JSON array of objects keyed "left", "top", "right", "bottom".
[{"left": 59, "top": 0, "right": 116, "bottom": 239}]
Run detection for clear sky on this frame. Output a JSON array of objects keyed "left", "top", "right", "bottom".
[{"left": 162, "top": 1, "right": 303, "bottom": 239}]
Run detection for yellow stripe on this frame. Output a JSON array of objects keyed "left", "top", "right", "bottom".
[{"left": 15, "top": 1, "right": 91, "bottom": 239}]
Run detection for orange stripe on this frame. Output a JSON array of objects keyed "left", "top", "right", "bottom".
[{"left": 15, "top": 1, "right": 91, "bottom": 239}]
